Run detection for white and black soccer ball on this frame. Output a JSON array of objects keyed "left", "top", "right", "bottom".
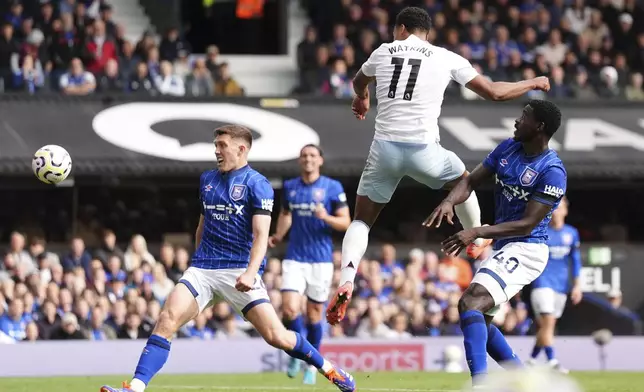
[{"left": 32, "top": 145, "right": 72, "bottom": 184}]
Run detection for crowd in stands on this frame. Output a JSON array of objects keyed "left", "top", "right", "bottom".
[
  {"left": 0, "top": 0, "right": 244, "bottom": 96},
  {"left": 296, "top": 0, "right": 644, "bottom": 100},
  {"left": 0, "top": 229, "right": 533, "bottom": 342}
]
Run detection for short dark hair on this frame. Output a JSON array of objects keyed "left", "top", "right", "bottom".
[
  {"left": 300, "top": 144, "right": 323, "bottom": 157},
  {"left": 528, "top": 99, "right": 562, "bottom": 137},
  {"left": 215, "top": 125, "right": 253, "bottom": 147},
  {"left": 395, "top": 7, "right": 432, "bottom": 33}
]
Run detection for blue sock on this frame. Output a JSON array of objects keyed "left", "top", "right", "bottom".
[
  {"left": 487, "top": 324, "right": 522, "bottom": 368},
  {"left": 133, "top": 335, "right": 171, "bottom": 385},
  {"left": 531, "top": 345, "right": 543, "bottom": 359},
  {"left": 306, "top": 322, "right": 323, "bottom": 351},
  {"left": 460, "top": 310, "right": 488, "bottom": 377},
  {"left": 285, "top": 331, "right": 325, "bottom": 369},
  {"left": 284, "top": 315, "right": 305, "bottom": 335},
  {"left": 545, "top": 346, "right": 555, "bottom": 361}
]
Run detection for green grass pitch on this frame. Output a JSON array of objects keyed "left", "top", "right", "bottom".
[{"left": 0, "top": 372, "right": 643, "bottom": 392}]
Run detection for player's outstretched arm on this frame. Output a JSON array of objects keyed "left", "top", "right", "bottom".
[
  {"left": 465, "top": 74, "right": 550, "bottom": 101},
  {"left": 442, "top": 200, "right": 554, "bottom": 255},
  {"left": 352, "top": 70, "right": 375, "bottom": 99},
  {"left": 424, "top": 163, "right": 493, "bottom": 228}
]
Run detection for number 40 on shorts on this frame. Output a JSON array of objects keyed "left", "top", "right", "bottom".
[{"left": 492, "top": 251, "right": 519, "bottom": 274}]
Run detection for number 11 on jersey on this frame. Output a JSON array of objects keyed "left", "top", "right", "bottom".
[{"left": 388, "top": 57, "right": 422, "bottom": 101}]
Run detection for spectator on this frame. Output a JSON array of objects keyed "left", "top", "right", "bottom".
[
  {"left": 596, "top": 65, "right": 622, "bottom": 98},
  {"left": 173, "top": 49, "right": 191, "bottom": 79},
  {"left": 61, "top": 236, "right": 92, "bottom": 274},
  {"left": 5, "top": 1, "right": 23, "bottom": 30},
  {"left": 0, "top": 23, "right": 19, "bottom": 91},
  {"left": 159, "top": 27, "right": 190, "bottom": 63},
  {"left": 151, "top": 264, "right": 173, "bottom": 302},
  {"left": 188, "top": 313, "right": 215, "bottom": 340},
  {"left": 297, "top": 25, "right": 319, "bottom": 79},
  {"left": 390, "top": 313, "right": 412, "bottom": 339},
  {"left": 124, "top": 234, "right": 156, "bottom": 271},
  {"left": 128, "top": 62, "right": 155, "bottom": 94},
  {"left": 564, "top": 0, "right": 592, "bottom": 35},
  {"left": 93, "top": 229, "right": 125, "bottom": 265},
  {"left": 538, "top": 29, "right": 568, "bottom": 67},
  {"left": 204, "top": 45, "right": 221, "bottom": 80},
  {"left": 625, "top": 72, "right": 644, "bottom": 100},
  {"left": 0, "top": 297, "right": 28, "bottom": 341},
  {"left": 214, "top": 62, "right": 243, "bottom": 96},
  {"left": 23, "top": 321, "right": 39, "bottom": 342},
  {"left": 154, "top": 60, "right": 184, "bottom": 96},
  {"left": 35, "top": 1, "right": 55, "bottom": 38},
  {"left": 8, "top": 232, "right": 37, "bottom": 275},
  {"left": 96, "top": 58, "right": 124, "bottom": 92},
  {"left": 571, "top": 67, "right": 597, "bottom": 99},
  {"left": 321, "top": 58, "right": 352, "bottom": 98},
  {"left": 548, "top": 66, "right": 571, "bottom": 98},
  {"left": 84, "top": 19, "right": 117, "bottom": 75},
  {"left": 50, "top": 312, "right": 86, "bottom": 340},
  {"left": 59, "top": 57, "right": 96, "bottom": 95},
  {"left": 50, "top": 13, "right": 82, "bottom": 77},
  {"left": 356, "top": 308, "right": 395, "bottom": 339},
  {"left": 117, "top": 312, "right": 148, "bottom": 339},
  {"left": 99, "top": 3, "right": 117, "bottom": 39},
  {"left": 185, "top": 58, "right": 214, "bottom": 97},
  {"left": 118, "top": 40, "right": 139, "bottom": 78},
  {"left": 35, "top": 300, "right": 60, "bottom": 340}
]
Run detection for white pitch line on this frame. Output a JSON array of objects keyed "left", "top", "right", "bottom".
[{"left": 152, "top": 386, "right": 459, "bottom": 392}]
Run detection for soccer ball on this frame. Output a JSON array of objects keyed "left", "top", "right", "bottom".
[{"left": 32, "top": 145, "right": 73, "bottom": 184}]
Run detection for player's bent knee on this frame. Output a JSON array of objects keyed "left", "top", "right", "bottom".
[
  {"left": 306, "top": 302, "right": 324, "bottom": 323},
  {"left": 459, "top": 284, "right": 495, "bottom": 314}
]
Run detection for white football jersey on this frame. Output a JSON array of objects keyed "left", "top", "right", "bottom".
[{"left": 361, "top": 34, "right": 479, "bottom": 144}]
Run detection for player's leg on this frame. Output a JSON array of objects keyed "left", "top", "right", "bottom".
[
  {"left": 329, "top": 140, "right": 402, "bottom": 325},
  {"left": 529, "top": 287, "right": 555, "bottom": 364},
  {"left": 101, "top": 268, "right": 209, "bottom": 392},
  {"left": 280, "top": 260, "right": 307, "bottom": 378},
  {"left": 408, "top": 143, "right": 489, "bottom": 257},
  {"left": 461, "top": 243, "right": 547, "bottom": 384},
  {"left": 221, "top": 269, "right": 356, "bottom": 392},
  {"left": 302, "top": 262, "right": 334, "bottom": 384},
  {"left": 529, "top": 288, "right": 568, "bottom": 371},
  {"left": 484, "top": 311, "right": 522, "bottom": 369}
]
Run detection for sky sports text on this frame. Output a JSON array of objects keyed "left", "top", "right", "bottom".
[{"left": 260, "top": 344, "right": 424, "bottom": 372}]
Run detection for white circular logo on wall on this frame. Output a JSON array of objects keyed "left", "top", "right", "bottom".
[{"left": 92, "top": 103, "right": 320, "bottom": 162}]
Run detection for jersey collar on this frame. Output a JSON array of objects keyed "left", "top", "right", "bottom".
[{"left": 222, "top": 164, "right": 250, "bottom": 177}]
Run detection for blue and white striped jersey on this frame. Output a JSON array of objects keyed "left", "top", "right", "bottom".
[
  {"left": 192, "top": 165, "right": 274, "bottom": 272},
  {"left": 282, "top": 176, "right": 347, "bottom": 263},
  {"left": 483, "top": 138, "right": 567, "bottom": 250}
]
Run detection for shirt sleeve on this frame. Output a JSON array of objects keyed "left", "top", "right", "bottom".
[
  {"left": 447, "top": 50, "right": 479, "bottom": 86},
  {"left": 250, "top": 178, "right": 275, "bottom": 216},
  {"left": 531, "top": 166, "right": 567, "bottom": 206},
  {"left": 361, "top": 44, "right": 386, "bottom": 77},
  {"left": 281, "top": 181, "right": 290, "bottom": 211},
  {"left": 330, "top": 180, "right": 348, "bottom": 212},
  {"left": 482, "top": 138, "right": 514, "bottom": 173}
]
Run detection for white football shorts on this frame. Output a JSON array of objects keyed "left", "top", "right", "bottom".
[
  {"left": 471, "top": 242, "right": 549, "bottom": 316},
  {"left": 179, "top": 267, "right": 270, "bottom": 317},
  {"left": 281, "top": 259, "right": 334, "bottom": 303},
  {"left": 357, "top": 138, "right": 466, "bottom": 204},
  {"left": 531, "top": 287, "right": 568, "bottom": 319}
]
